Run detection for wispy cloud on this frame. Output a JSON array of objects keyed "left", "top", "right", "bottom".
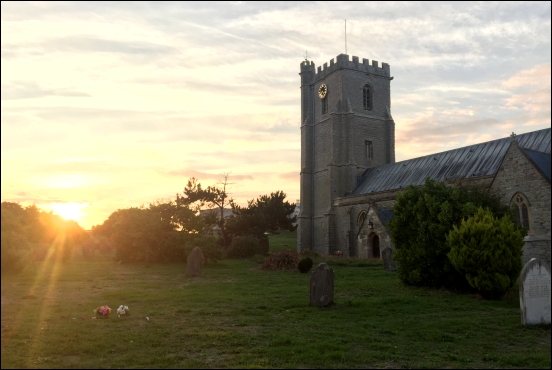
[
  {"left": 164, "top": 169, "right": 254, "bottom": 181},
  {"left": 279, "top": 171, "right": 299, "bottom": 180},
  {"left": 1, "top": 81, "right": 90, "bottom": 100}
]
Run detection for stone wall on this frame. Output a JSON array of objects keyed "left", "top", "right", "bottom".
[
  {"left": 299, "top": 54, "right": 395, "bottom": 254},
  {"left": 491, "top": 141, "right": 551, "bottom": 267},
  {"left": 333, "top": 189, "right": 398, "bottom": 257}
]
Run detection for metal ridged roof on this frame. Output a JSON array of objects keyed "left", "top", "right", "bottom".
[
  {"left": 376, "top": 209, "right": 394, "bottom": 227},
  {"left": 352, "top": 128, "right": 551, "bottom": 195},
  {"left": 522, "top": 148, "right": 551, "bottom": 182}
]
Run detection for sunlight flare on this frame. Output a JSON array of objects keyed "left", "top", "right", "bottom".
[{"left": 49, "top": 202, "right": 88, "bottom": 222}]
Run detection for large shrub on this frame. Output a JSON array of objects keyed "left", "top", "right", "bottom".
[
  {"left": 185, "top": 235, "right": 223, "bottom": 263},
  {"left": 1, "top": 205, "right": 29, "bottom": 275},
  {"left": 389, "top": 178, "right": 513, "bottom": 290},
  {"left": 447, "top": 207, "right": 524, "bottom": 299},
  {"left": 227, "top": 235, "right": 259, "bottom": 258}
]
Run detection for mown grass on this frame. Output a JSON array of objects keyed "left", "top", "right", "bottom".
[{"left": 1, "top": 231, "right": 550, "bottom": 368}]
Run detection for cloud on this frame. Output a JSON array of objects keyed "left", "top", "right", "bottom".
[
  {"left": 499, "top": 65, "right": 551, "bottom": 127},
  {"left": 504, "top": 89, "right": 551, "bottom": 112},
  {"left": 279, "top": 171, "right": 299, "bottom": 180},
  {"left": 164, "top": 169, "right": 254, "bottom": 181},
  {"left": 502, "top": 65, "right": 551, "bottom": 90},
  {"left": 2, "top": 194, "right": 68, "bottom": 205},
  {"left": 46, "top": 36, "right": 176, "bottom": 56},
  {"left": 1, "top": 81, "right": 90, "bottom": 100}
]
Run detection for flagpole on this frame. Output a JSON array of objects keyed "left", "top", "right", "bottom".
[{"left": 345, "top": 19, "right": 347, "bottom": 54}]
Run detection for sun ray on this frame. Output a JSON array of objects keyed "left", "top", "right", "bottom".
[{"left": 22, "top": 231, "right": 67, "bottom": 365}]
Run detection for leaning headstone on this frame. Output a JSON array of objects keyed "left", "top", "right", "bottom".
[
  {"left": 519, "top": 258, "right": 551, "bottom": 325},
  {"left": 309, "top": 263, "right": 334, "bottom": 307},
  {"left": 382, "top": 248, "right": 397, "bottom": 271},
  {"left": 185, "top": 246, "right": 205, "bottom": 277}
]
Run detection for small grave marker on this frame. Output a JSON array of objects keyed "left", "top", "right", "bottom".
[
  {"left": 382, "top": 248, "right": 397, "bottom": 271},
  {"left": 185, "top": 246, "right": 205, "bottom": 277},
  {"left": 259, "top": 238, "right": 269, "bottom": 255},
  {"left": 519, "top": 258, "right": 551, "bottom": 325}
]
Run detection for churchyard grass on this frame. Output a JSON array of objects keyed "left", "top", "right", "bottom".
[
  {"left": 1, "top": 232, "right": 550, "bottom": 368},
  {"left": 266, "top": 230, "right": 297, "bottom": 253}
]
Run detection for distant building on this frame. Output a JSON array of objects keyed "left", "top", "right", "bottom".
[
  {"left": 298, "top": 54, "right": 551, "bottom": 266},
  {"left": 291, "top": 200, "right": 300, "bottom": 226},
  {"left": 199, "top": 208, "right": 233, "bottom": 235}
]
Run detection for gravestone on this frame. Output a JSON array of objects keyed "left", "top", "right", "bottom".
[
  {"left": 382, "top": 248, "right": 397, "bottom": 271},
  {"left": 309, "top": 263, "right": 334, "bottom": 307},
  {"left": 519, "top": 258, "right": 551, "bottom": 325},
  {"left": 259, "top": 238, "right": 269, "bottom": 255},
  {"left": 185, "top": 246, "right": 205, "bottom": 277}
]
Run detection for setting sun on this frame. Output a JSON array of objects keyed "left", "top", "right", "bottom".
[{"left": 49, "top": 202, "right": 88, "bottom": 222}]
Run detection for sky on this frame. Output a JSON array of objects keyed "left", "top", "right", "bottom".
[{"left": 1, "top": 1, "right": 551, "bottom": 230}]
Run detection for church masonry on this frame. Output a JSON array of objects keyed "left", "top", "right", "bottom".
[
  {"left": 298, "top": 54, "right": 551, "bottom": 267},
  {"left": 298, "top": 54, "right": 395, "bottom": 255}
]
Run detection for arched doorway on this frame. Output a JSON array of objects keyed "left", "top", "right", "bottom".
[{"left": 370, "top": 234, "right": 380, "bottom": 259}]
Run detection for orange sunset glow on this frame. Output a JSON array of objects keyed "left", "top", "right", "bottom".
[{"left": 1, "top": 2, "right": 550, "bottom": 230}]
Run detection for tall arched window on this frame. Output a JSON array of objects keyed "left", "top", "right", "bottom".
[
  {"left": 363, "top": 84, "right": 372, "bottom": 111},
  {"left": 321, "top": 95, "right": 328, "bottom": 114},
  {"left": 511, "top": 193, "right": 531, "bottom": 231},
  {"left": 358, "top": 211, "right": 367, "bottom": 229}
]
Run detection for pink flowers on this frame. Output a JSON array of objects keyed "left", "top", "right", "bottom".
[{"left": 96, "top": 305, "right": 112, "bottom": 317}]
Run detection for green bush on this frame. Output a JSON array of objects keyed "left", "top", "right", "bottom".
[
  {"left": 1, "top": 243, "right": 30, "bottom": 275},
  {"left": 185, "top": 235, "right": 223, "bottom": 263},
  {"left": 227, "top": 235, "right": 259, "bottom": 258},
  {"left": 297, "top": 257, "right": 313, "bottom": 273},
  {"left": 389, "top": 178, "right": 513, "bottom": 290},
  {"left": 1, "top": 204, "right": 30, "bottom": 275},
  {"left": 447, "top": 207, "right": 524, "bottom": 299}
]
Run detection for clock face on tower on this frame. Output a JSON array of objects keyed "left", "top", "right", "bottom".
[{"left": 318, "top": 83, "right": 328, "bottom": 99}]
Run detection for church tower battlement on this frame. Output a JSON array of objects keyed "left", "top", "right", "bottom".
[
  {"left": 314, "top": 54, "right": 390, "bottom": 80},
  {"left": 298, "top": 54, "right": 395, "bottom": 255}
]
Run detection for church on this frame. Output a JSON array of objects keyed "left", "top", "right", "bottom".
[{"left": 297, "top": 54, "right": 551, "bottom": 267}]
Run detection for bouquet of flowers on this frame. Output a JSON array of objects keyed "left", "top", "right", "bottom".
[
  {"left": 117, "top": 305, "right": 129, "bottom": 317},
  {"left": 94, "top": 305, "right": 111, "bottom": 318}
]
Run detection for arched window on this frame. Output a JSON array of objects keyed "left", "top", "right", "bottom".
[
  {"left": 321, "top": 96, "right": 328, "bottom": 114},
  {"left": 365, "top": 140, "right": 373, "bottom": 159},
  {"left": 511, "top": 193, "right": 531, "bottom": 231},
  {"left": 363, "top": 84, "right": 372, "bottom": 111},
  {"left": 358, "top": 211, "right": 367, "bottom": 228}
]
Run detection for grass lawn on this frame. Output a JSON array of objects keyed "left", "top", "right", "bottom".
[{"left": 1, "top": 231, "right": 550, "bottom": 369}]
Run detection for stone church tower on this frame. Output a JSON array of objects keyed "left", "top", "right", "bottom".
[{"left": 298, "top": 54, "right": 395, "bottom": 255}]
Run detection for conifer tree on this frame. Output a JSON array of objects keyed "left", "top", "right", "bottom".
[{"left": 447, "top": 207, "right": 525, "bottom": 299}]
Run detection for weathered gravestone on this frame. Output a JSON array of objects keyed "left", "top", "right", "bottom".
[
  {"left": 382, "top": 247, "right": 397, "bottom": 271},
  {"left": 185, "top": 246, "right": 205, "bottom": 277},
  {"left": 519, "top": 258, "right": 551, "bottom": 325},
  {"left": 309, "top": 263, "right": 334, "bottom": 307},
  {"left": 259, "top": 238, "right": 269, "bottom": 255}
]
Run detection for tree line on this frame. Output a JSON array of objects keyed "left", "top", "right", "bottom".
[
  {"left": 1, "top": 202, "right": 87, "bottom": 274},
  {"left": 92, "top": 176, "right": 297, "bottom": 264},
  {"left": 1, "top": 175, "right": 297, "bottom": 271}
]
